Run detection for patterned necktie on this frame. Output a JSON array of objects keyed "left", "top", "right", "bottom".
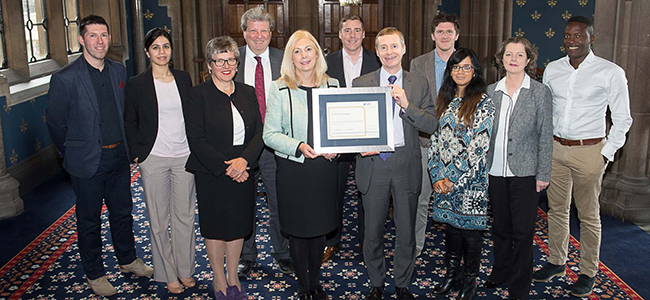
[
  {"left": 254, "top": 56, "right": 266, "bottom": 123},
  {"left": 379, "top": 75, "right": 399, "bottom": 161}
]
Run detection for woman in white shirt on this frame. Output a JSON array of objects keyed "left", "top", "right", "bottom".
[
  {"left": 124, "top": 28, "right": 196, "bottom": 294},
  {"left": 484, "top": 37, "right": 553, "bottom": 300}
]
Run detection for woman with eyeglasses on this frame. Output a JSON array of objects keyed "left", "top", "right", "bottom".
[
  {"left": 184, "top": 36, "right": 263, "bottom": 300},
  {"left": 428, "top": 48, "right": 494, "bottom": 300},
  {"left": 124, "top": 27, "right": 196, "bottom": 294}
]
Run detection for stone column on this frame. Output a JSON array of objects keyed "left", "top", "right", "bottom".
[
  {"left": 0, "top": 80, "right": 23, "bottom": 220},
  {"left": 595, "top": 0, "right": 650, "bottom": 222},
  {"left": 131, "top": 0, "right": 146, "bottom": 74},
  {"left": 459, "top": 0, "right": 512, "bottom": 83}
]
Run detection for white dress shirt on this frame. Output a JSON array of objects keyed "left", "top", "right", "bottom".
[
  {"left": 489, "top": 74, "right": 531, "bottom": 177},
  {"left": 380, "top": 67, "right": 405, "bottom": 147},
  {"left": 150, "top": 79, "right": 191, "bottom": 158},
  {"left": 342, "top": 49, "right": 363, "bottom": 88},
  {"left": 231, "top": 100, "right": 245, "bottom": 146},
  {"left": 543, "top": 50, "right": 633, "bottom": 161},
  {"left": 244, "top": 46, "right": 273, "bottom": 100}
]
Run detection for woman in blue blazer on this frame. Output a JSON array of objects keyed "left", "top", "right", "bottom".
[
  {"left": 124, "top": 28, "right": 195, "bottom": 294},
  {"left": 263, "top": 30, "right": 339, "bottom": 300},
  {"left": 484, "top": 37, "right": 553, "bottom": 300}
]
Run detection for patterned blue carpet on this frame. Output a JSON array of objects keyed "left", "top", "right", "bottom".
[{"left": 0, "top": 165, "right": 646, "bottom": 299}]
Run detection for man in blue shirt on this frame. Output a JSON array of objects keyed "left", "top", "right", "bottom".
[{"left": 409, "top": 12, "right": 460, "bottom": 257}]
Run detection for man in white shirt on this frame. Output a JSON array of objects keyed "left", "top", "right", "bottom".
[
  {"left": 353, "top": 27, "right": 436, "bottom": 300},
  {"left": 532, "top": 16, "right": 633, "bottom": 297},
  {"left": 324, "top": 14, "right": 381, "bottom": 262},
  {"left": 233, "top": 6, "right": 294, "bottom": 276},
  {"left": 409, "top": 11, "right": 460, "bottom": 257}
]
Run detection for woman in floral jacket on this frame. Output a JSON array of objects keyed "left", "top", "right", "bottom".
[{"left": 428, "top": 48, "right": 494, "bottom": 300}]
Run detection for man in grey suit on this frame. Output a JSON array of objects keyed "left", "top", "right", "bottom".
[
  {"left": 409, "top": 12, "right": 460, "bottom": 256},
  {"left": 353, "top": 27, "right": 437, "bottom": 300},
  {"left": 233, "top": 6, "right": 294, "bottom": 276},
  {"left": 324, "top": 13, "right": 381, "bottom": 261}
]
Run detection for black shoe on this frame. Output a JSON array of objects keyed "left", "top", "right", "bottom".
[
  {"left": 276, "top": 259, "right": 295, "bottom": 274},
  {"left": 237, "top": 259, "right": 253, "bottom": 277},
  {"left": 483, "top": 280, "right": 499, "bottom": 289},
  {"left": 296, "top": 292, "right": 312, "bottom": 300},
  {"left": 532, "top": 263, "right": 565, "bottom": 282},
  {"left": 395, "top": 287, "right": 416, "bottom": 300},
  {"left": 310, "top": 286, "right": 327, "bottom": 300},
  {"left": 365, "top": 286, "right": 384, "bottom": 300},
  {"left": 570, "top": 274, "right": 595, "bottom": 297}
]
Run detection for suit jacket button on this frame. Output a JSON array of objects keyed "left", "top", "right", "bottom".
[
  {"left": 508, "top": 153, "right": 512, "bottom": 156},
  {"left": 508, "top": 138, "right": 512, "bottom": 142}
]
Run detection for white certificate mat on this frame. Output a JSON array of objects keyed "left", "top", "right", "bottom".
[
  {"left": 326, "top": 101, "right": 380, "bottom": 140},
  {"left": 312, "top": 87, "right": 394, "bottom": 154}
]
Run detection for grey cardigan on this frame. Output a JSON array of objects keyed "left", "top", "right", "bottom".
[{"left": 486, "top": 77, "right": 553, "bottom": 182}]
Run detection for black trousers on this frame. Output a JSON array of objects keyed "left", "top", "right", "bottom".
[
  {"left": 488, "top": 175, "right": 539, "bottom": 299},
  {"left": 326, "top": 159, "right": 364, "bottom": 247},
  {"left": 289, "top": 234, "right": 326, "bottom": 294},
  {"left": 71, "top": 144, "right": 137, "bottom": 280}
]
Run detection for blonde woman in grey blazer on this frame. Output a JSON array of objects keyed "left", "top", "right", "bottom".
[{"left": 485, "top": 37, "right": 553, "bottom": 300}]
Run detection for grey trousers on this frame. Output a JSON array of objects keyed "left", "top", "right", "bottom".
[
  {"left": 361, "top": 147, "right": 418, "bottom": 288},
  {"left": 241, "top": 148, "right": 290, "bottom": 261},
  {"left": 415, "top": 146, "right": 433, "bottom": 252},
  {"left": 139, "top": 154, "right": 196, "bottom": 283}
]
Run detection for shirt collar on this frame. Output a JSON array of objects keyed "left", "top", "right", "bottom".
[
  {"left": 563, "top": 49, "right": 595, "bottom": 67},
  {"left": 434, "top": 49, "right": 446, "bottom": 64},
  {"left": 380, "top": 67, "right": 403, "bottom": 85},
  {"left": 246, "top": 45, "right": 269, "bottom": 61},
  {"left": 342, "top": 48, "right": 363, "bottom": 64},
  {"left": 495, "top": 73, "right": 531, "bottom": 93}
]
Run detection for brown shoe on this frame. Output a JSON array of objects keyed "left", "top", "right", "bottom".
[
  {"left": 322, "top": 245, "right": 340, "bottom": 262},
  {"left": 180, "top": 277, "right": 196, "bottom": 288},
  {"left": 86, "top": 276, "right": 117, "bottom": 296},
  {"left": 119, "top": 258, "right": 154, "bottom": 277},
  {"left": 167, "top": 281, "right": 183, "bottom": 294}
]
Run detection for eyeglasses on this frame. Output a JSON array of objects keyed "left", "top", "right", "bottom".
[
  {"left": 451, "top": 65, "right": 474, "bottom": 72},
  {"left": 211, "top": 58, "right": 238, "bottom": 67}
]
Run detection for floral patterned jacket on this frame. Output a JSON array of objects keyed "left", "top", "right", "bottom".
[{"left": 428, "top": 94, "right": 494, "bottom": 230}]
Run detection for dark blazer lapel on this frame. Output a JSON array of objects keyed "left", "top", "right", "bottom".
[
  {"left": 329, "top": 51, "right": 345, "bottom": 86},
  {"left": 143, "top": 68, "right": 159, "bottom": 120},
  {"left": 235, "top": 46, "right": 246, "bottom": 83},
  {"left": 269, "top": 47, "right": 283, "bottom": 80},
  {"left": 360, "top": 48, "right": 377, "bottom": 75},
  {"left": 402, "top": 71, "right": 413, "bottom": 129},
  {"left": 76, "top": 58, "right": 100, "bottom": 116}
]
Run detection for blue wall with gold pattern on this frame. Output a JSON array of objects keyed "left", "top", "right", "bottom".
[
  {"left": 1, "top": 95, "right": 53, "bottom": 168},
  {"left": 512, "top": 0, "right": 595, "bottom": 68},
  {"left": 142, "top": 2, "right": 172, "bottom": 41}
]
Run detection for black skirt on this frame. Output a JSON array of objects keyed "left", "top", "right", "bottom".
[
  {"left": 195, "top": 146, "right": 255, "bottom": 240},
  {"left": 275, "top": 155, "right": 338, "bottom": 238}
]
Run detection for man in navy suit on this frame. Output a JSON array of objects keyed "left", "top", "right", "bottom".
[
  {"left": 324, "top": 14, "right": 381, "bottom": 261},
  {"left": 233, "top": 6, "right": 294, "bottom": 276},
  {"left": 46, "top": 15, "right": 153, "bottom": 297}
]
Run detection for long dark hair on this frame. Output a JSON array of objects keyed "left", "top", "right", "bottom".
[{"left": 436, "top": 48, "right": 487, "bottom": 127}]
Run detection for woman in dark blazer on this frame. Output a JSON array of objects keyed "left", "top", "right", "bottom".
[
  {"left": 263, "top": 30, "right": 339, "bottom": 300},
  {"left": 484, "top": 37, "right": 553, "bottom": 300},
  {"left": 184, "top": 36, "right": 263, "bottom": 300},
  {"left": 124, "top": 28, "right": 196, "bottom": 294}
]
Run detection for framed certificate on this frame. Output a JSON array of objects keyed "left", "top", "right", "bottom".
[{"left": 312, "top": 87, "right": 395, "bottom": 154}]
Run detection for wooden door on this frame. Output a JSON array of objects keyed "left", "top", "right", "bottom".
[
  {"left": 222, "top": 0, "right": 290, "bottom": 49},
  {"left": 318, "top": 0, "right": 382, "bottom": 55}
]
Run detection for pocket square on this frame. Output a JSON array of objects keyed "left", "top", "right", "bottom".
[{"left": 119, "top": 81, "right": 125, "bottom": 89}]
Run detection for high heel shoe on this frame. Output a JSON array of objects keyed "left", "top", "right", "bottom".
[
  {"left": 180, "top": 277, "right": 196, "bottom": 288},
  {"left": 166, "top": 281, "right": 183, "bottom": 294}
]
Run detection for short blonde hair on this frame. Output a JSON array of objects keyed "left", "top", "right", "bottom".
[
  {"left": 279, "top": 30, "right": 329, "bottom": 90},
  {"left": 375, "top": 27, "right": 405, "bottom": 49}
]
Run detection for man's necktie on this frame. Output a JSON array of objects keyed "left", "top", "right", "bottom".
[
  {"left": 379, "top": 75, "right": 399, "bottom": 161},
  {"left": 254, "top": 56, "right": 266, "bottom": 123}
]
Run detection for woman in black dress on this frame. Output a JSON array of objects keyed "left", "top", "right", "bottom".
[
  {"left": 262, "top": 30, "right": 340, "bottom": 300},
  {"left": 184, "top": 36, "right": 263, "bottom": 300}
]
